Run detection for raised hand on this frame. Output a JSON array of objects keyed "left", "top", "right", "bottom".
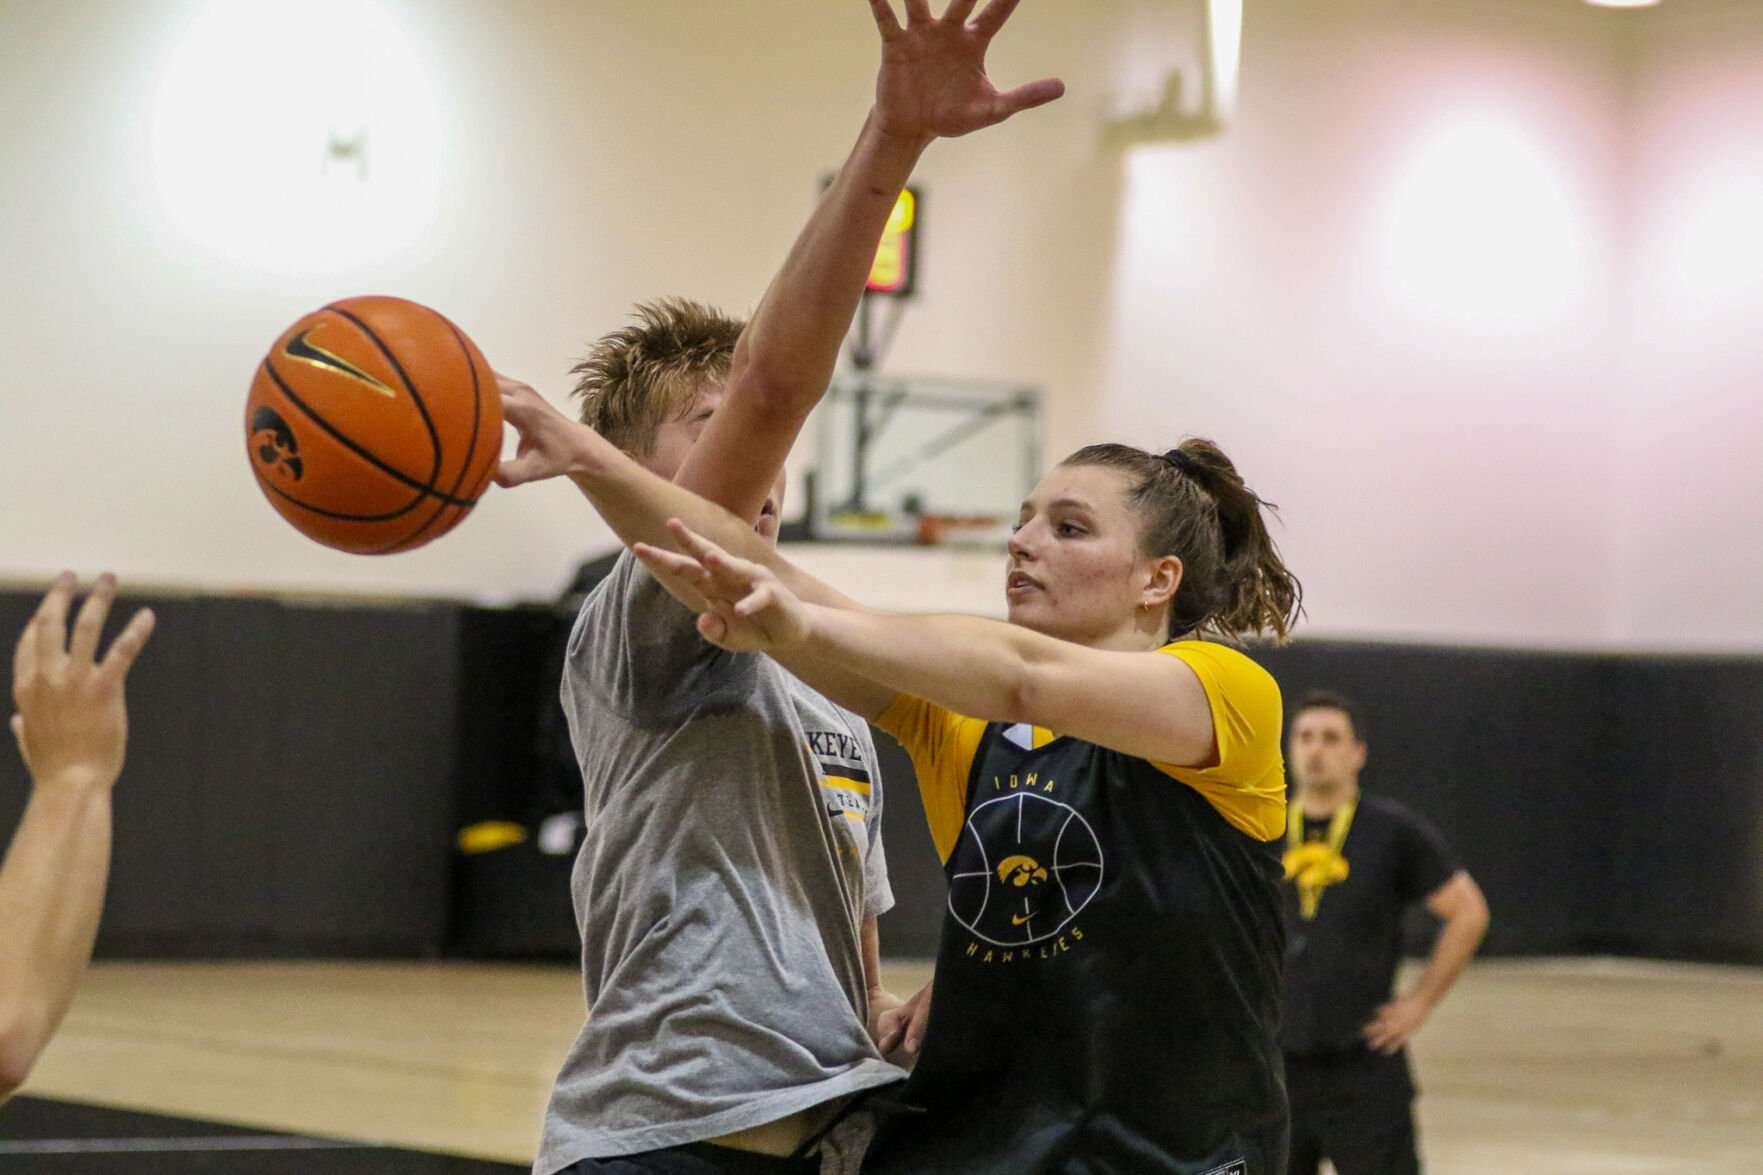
[
  {"left": 11, "top": 573, "right": 155, "bottom": 795},
  {"left": 869, "top": 0, "right": 1064, "bottom": 142},
  {"left": 633, "top": 520, "right": 812, "bottom": 653}
]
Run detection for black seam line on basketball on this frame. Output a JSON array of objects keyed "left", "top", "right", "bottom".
[
  {"left": 322, "top": 303, "right": 444, "bottom": 489},
  {"left": 439, "top": 315, "right": 486, "bottom": 501},
  {"left": 257, "top": 470, "right": 432, "bottom": 523},
  {"left": 378, "top": 316, "right": 485, "bottom": 553},
  {"left": 261, "top": 359, "right": 481, "bottom": 508},
  {"left": 258, "top": 356, "right": 431, "bottom": 518},
  {"left": 369, "top": 462, "right": 453, "bottom": 552},
  {"left": 376, "top": 316, "right": 492, "bottom": 554},
  {"left": 372, "top": 500, "right": 456, "bottom": 554}
]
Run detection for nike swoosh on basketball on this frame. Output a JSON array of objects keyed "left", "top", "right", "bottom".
[
  {"left": 1011, "top": 913, "right": 1035, "bottom": 926},
  {"left": 284, "top": 328, "right": 398, "bottom": 398}
]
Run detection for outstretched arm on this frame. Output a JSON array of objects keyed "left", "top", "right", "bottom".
[
  {"left": 635, "top": 521, "right": 1223, "bottom": 767},
  {"left": 0, "top": 574, "right": 154, "bottom": 1101},
  {"left": 674, "top": 0, "right": 1064, "bottom": 523},
  {"left": 500, "top": 1, "right": 1061, "bottom": 533},
  {"left": 499, "top": 390, "right": 900, "bottom": 716}
]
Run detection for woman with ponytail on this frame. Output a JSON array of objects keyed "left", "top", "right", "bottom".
[{"left": 610, "top": 436, "right": 1302, "bottom": 1174}]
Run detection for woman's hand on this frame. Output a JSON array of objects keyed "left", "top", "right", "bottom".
[{"left": 634, "top": 519, "right": 813, "bottom": 653}]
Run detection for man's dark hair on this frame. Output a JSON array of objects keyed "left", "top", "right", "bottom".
[{"left": 1291, "top": 690, "right": 1366, "bottom": 742}]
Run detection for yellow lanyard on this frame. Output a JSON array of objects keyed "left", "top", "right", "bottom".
[{"left": 1283, "top": 799, "right": 1356, "bottom": 920}]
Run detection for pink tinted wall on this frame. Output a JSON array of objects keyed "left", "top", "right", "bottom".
[
  {"left": 1619, "top": 2, "right": 1763, "bottom": 650},
  {"left": 1096, "top": 0, "right": 1632, "bottom": 646}
]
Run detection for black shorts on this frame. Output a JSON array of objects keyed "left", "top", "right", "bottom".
[
  {"left": 1283, "top": 1049, "right": 1419, "bottom": 1175},
  {"left": 560, "top": 1142, "right": 820, "bottom": 1175}
]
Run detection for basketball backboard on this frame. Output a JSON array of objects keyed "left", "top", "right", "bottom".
[{"left": 802, "top": 373, "right": 1042, "bottom": 546}]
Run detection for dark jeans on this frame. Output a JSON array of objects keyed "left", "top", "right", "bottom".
[
  {"left": 560, "top": 1141, "right": 820, "bottom": 1175},
  {"left": 1283, "top": 1049, "right": 1420, "bottom": 1175}
]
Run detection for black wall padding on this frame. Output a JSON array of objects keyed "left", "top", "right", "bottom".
[
  {"left": 0, "top": 588, "right": 463, "bottom": 958},
  {"left": 872, "top": 734, "right": 947, "bottom": 958},
  {"left": 447, "top": 605, "right": 582, "bottom": 958},
  {"left": 1251, "top": 641, "right": 1763, "bottom": 965},
  {"left": 2, "top": 587, "right": 1756, "bottom": 963}
]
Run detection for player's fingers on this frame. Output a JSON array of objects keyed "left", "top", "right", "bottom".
[
  {"left": 732, "top": 583, "right": 776, "bottom": 619},
  {"left": 696, "top": 544, "right": 739, "bottom": 579},
  {"left": 665, "top": 518, "right": 729, "bottom": 565},
  {"left": 69, "top": 573, "right": 117, "bottom": 669},
  {"left": 696, "top": 611, "right": 729, "bottom": 645},
  {"left": 944, "top": 0, "right": 978, "bottom": 25},
  {"left": 34, "top": 572, "right": 76, "bottom": 673},
  {"left": 903, "top": 0, "right": 934, "bottom": 28},
  {"left": 706, "top": 552, "right": 771, "bottom": 603},
  {"left": 994, "top": 77, "right": 1065, "bottom": 120},
  {"left": 633, "top": 542, "right": 708, "bottom": 583},
  {"left": 905, "top": 989, "right": 933, "bottom": 1053},
  {"left": 868, "top": 0, "right": 904, "bottom": 38},
  {"left": 631, "top": 539, "right": 691, "bottom": 571},
  {"left": 13, "top": 600, "right": 40, "bottom": 698},
  {"left": 496, "top": 388, "right": 530, "bottom": 426},
  {"left": 494, "top": 373, "right": 538, "bottom": 400},
  {"left": 495, "top": 453, "right": 547, "bottom": 488},
  {"left": 969, "top": 0, "right": 1021, "bottom": 38},
  {"left": 9, "top": 714, "right": 27, "bottom": 769},
  {"left": 667, "top": 522, "right": 760, "bottom": 589},
  {"left": 98, "top": 608, "right": 156, "bottom": 681}
]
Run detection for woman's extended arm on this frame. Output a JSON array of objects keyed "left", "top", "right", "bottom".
[{"left": 636, "top": 521, "right": 1223, "bottom": 767}]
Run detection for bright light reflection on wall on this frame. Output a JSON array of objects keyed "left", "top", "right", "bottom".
[
  {"left": 1377, "top": 113, "right": 1589, "bottom": 328},
  {"left": 151, "top": 0, "right": 441, "bottom": 275},
  {"left": 1208, "top": 0, "right": 1243, "bottom": 121},
  {"left": 1651, "top": 161, "right": 1763, "bottom": 318}
]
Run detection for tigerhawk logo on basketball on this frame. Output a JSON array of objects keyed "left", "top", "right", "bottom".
[
  {"left": 250, "top": 406, "right": 304, "bottom": 482},
  {"left": 948, "top": 773, "right": 1104, "bottom": 963}
]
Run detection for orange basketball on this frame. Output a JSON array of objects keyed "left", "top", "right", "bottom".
[{"left": 245, "top": 296, "right": 502, "bottom": 554}]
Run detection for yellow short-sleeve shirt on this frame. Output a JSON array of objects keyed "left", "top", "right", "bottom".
[
  {"left": 1150, "top": 641, "right": 1286, "bottom": 842},
  {"left": 875, "top": 640, "right": 1286, "bottom": 858}
]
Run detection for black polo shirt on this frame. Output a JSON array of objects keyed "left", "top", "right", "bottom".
[{"left": 1278, "top": 794, "right": 1458, "bottom": 1056}]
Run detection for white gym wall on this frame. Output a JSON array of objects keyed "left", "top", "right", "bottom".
[{"left": 0, "top": 0, "right": 1757, "bottom": 650}]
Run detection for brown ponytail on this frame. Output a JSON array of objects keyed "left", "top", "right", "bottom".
[{"left": 1060, "top": 440, "right": 1303, "bottom": 642}]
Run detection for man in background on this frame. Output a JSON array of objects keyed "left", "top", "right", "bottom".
[{"left": 1279, "top": 691, "right": 1490, "bottom": 1175}]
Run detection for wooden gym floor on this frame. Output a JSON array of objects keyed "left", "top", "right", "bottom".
[{"left": 6, "top": 957, "right": 1760, "bottom": 1172}]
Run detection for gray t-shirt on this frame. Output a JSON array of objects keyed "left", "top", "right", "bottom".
[{"left": 535, "top": 553, "right": 903, "bottom": 1172}]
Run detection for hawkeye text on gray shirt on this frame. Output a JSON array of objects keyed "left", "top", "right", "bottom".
[{"left": 535, "top": 553, "right": 902, "bottom": 1172}]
